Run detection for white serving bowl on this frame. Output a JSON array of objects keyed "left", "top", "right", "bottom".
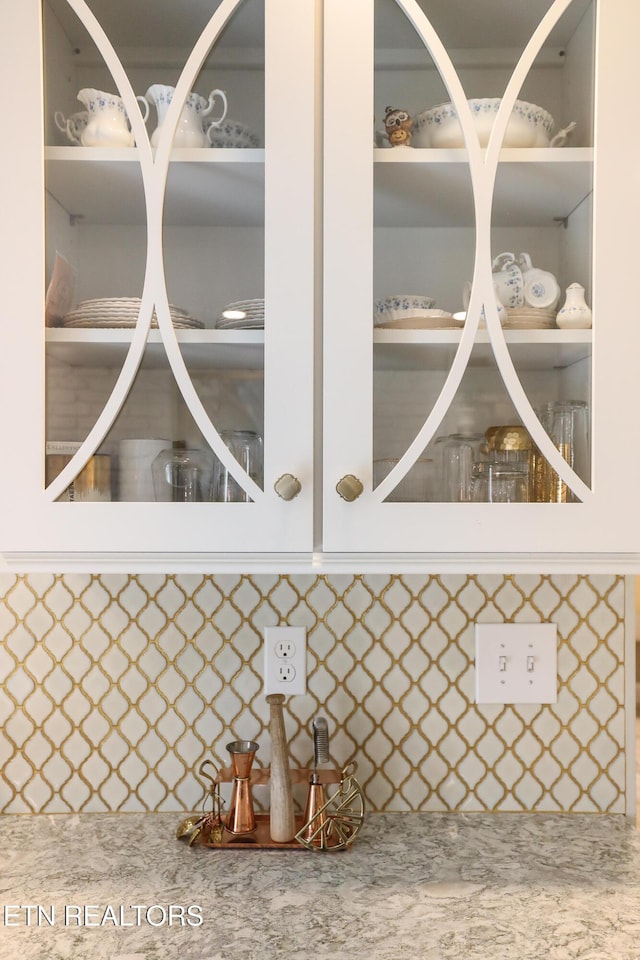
[{"left": 413, "top": 98, "right": 555, "bottom": 148}]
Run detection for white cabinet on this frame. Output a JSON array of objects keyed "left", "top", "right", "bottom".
[
  {"left": 0, "top": 0, "right": 316, "bottom": 562},
  {"left": 1, "top": 0, "right": 639, "bottom": 569},
  {"left": 323, "top": 0, "right": 640, "bottom": 560}
]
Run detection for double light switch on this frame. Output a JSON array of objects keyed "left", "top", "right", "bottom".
[{"left": 474, "top": 623, "right": 558, "bottom": 704}]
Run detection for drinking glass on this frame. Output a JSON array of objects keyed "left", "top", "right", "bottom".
[
  {"left": 471, "top": 460, "right": 528, "bottom": 502},
  {"left": 442, "top": 433, "right": 484, "bottom": 502},
  {"left": 151, "top": 447, "right": 214, "bottom": 502},
  {"left": 212, "top": 430, "right": 263, "bottom": 502},
  {"left": 533, "top": 400, "right": 589, "bottom": 502}
]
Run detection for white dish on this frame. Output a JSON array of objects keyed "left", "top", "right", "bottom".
[
  {"left": 413, "top": 98, "right": 555, "bottom": 149},
  {"left": 501, "top": 319, "right": 557, "bottom": 330},
  {"left": 377, "top": 314, "right": 461, "bottom": 330},
  {"left": 62, "top": 297, "right": 202, "bottom": 328},
  {"left": 377, "top": 307, "right": 452, "bottom": 325},
  {"left": 63, "top": 318, "right": 204, "bottom": 329},
  {"left": 506, "top": 307, "right": 557, "bottom": 321},
  {"left": 216, "top": 298, "right": 265, "bottom": 327}
]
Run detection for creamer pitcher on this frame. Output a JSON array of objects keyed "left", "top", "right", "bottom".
[
  {"left": 146, "top": 84, "right": 228, "bottom": 147},
  {"left": 77, "top": 88, "right": 149, "bottom": 147}
]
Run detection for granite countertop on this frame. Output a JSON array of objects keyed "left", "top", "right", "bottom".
[{"left": 2, "top": 812, "right": 640, "bottom": 959}]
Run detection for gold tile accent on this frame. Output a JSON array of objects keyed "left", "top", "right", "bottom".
[{"left": 0, "top": 574, "right": 627, "bottom": 814}]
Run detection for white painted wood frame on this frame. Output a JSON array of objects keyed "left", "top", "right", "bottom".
[{"left": 322, "top": 0, "right": 640, "bottom": 560}]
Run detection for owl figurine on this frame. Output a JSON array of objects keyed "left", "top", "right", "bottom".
[{"left": 383, "top": 106, "right": 413, "bottom": 147}]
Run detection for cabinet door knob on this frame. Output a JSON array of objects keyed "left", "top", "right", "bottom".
[
  {"left": 274, "top": 473, "right": 302, "bottom": 501},
  {"left": 336, "top": 474, "right": 364, "bottom": 502}
]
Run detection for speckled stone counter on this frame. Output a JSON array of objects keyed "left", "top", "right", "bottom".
[{"left": 2, "top": 812, "right": 640, "bottom": 959}]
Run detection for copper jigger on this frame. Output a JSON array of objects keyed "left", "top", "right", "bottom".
[
  {"left": 225, "top": 739, "right": 259, "bottom": 834},
  {"left": 301, "top": 774, "right": 327, "bottom": 846}
]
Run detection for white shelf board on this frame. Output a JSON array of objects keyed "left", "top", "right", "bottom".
[
  {"left": 373, "top": 327, "right": 592, "bottom": 371},
  {"left": 45, "top": 147, "right": 265, "bottom": 226},
  {"left": 45, "top": 327, "right": 588, "bottom": 374},
  {"left": 46, "top": 328, "right": 265, "bottom": 370},
  {"left": 374, "top": 147, "right": 593, "bottom": 227}
]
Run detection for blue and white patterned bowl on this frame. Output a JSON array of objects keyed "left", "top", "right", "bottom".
[
  {"left": 204, "top": 117, "right": 260, "bottom": 148},
  {"left": 374, "top": 294, "right": 437, "bottom": 325},
  {"left": 413, "top": 98, "right": 555, "bottom": 148}
]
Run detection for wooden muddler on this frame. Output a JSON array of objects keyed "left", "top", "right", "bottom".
[{"left": 266, "top": 693, "right": 296, "bottom": 842}]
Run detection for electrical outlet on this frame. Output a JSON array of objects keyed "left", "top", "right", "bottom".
[
  {"left": 264, "top": 626, "right": 307, "bottom": 695},
  {"left": 475, "top": 623, "right": 557, "bottom": 704}
]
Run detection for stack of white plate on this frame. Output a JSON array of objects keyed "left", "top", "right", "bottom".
[
  {"left": 502, "top": 306, "right": 557, "bottom": 330},
  {"left": 61, "top": 298, "right": 204, "bottom": 329},
  {"left": 215, "top": 298, "right": 264, "bottom": 329},
  {"left": 205, "top": 118, "right": 260, "bottom": 148}
]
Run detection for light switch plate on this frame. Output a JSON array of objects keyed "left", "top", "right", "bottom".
[{"left": 475, "top": 623, "right": 557, "bottom": 704}]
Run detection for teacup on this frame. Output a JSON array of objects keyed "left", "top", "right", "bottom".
[
  {"left": 518, "top": 253, "right": 561, "bottom": 310},
  {"left": 462, "top": 279, "right": 507, "bottom": 325},
  {"left": 54, "top": 109, "right": 89, "bottom": 145},
  {"left": 491, "top": 252, "right": 523, "bottom": 308}
]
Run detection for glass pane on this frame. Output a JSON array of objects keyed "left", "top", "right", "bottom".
[
  {"left": 43, "top": 0, "right": 266, "bottom": 503},
  {"left": 487, "top": 0, "right": 595, "bottom": 501},
  {"left": 373, "top": 0, "right": 476, "bottom": 503},
  {"left": 372, "top": 0, "right": 594, "bottom": 506}
]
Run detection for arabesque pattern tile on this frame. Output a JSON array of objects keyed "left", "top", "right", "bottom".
[{"left": 0, "top": 574, "right": 628, "bottom": 815}]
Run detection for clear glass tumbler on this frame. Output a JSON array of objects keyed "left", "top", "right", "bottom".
[
  {"left": 472, "top": 460, "right": 529, "bottom": 502},
  {"left": 533, "top": 400, "right": 589, "bottom": 502},
  {"left": 151, "top": 447, "right": 214, "bottom": 502},
  {"left": 212, "top": 430, "right": 263, "bottom": 503},
  {"left": 442, "top": 434, "right": 483, "bottom": 502}
]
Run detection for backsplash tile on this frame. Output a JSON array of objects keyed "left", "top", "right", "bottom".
[{"left": 0, "top": 573, "right": 627, "bottom": 815}]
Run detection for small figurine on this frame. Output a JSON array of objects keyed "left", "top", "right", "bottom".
[{"left": 383, "top": 106, "right": 413, "bottom": 147}]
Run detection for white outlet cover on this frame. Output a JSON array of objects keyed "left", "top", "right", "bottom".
[
  {"left": 264, "top": 626, "right": 307, "bottom": 696},
  {"left": 475, "top": 623, "right": 557, "bottom": 705}
]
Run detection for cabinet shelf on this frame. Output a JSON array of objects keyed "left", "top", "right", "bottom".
[
  {"left": 374, "top": 148, "right": 593, "bottom": 227},
  {"left": 45, "top": 328, "right": 265, "bottom": 370},
  {"left": 45, "top": 147, "right": 265, "bottom": 226},
  {"left": 373, "top": 327, "right": 591, "bottom": 371},
  {"left": 46, "top": 327, "right": 589, "bottom": 374},
  {"left": 45, "top": 147, "right": 592, "bottom": 230}
]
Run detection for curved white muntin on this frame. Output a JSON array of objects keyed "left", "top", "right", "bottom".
[
  {"left": 149, "top": 0, "right": 263, "bottom": 503},
  {"left": 46, "top": 0, "right": 156, "bottom": 502},
  {"left": 482, "top": 0, "right": 592, "bottom": 503},
  {"left": 46, "top": 0, "right": 263, "bottom": 504},
  {"left": 375, "top": 0, "right": 591, "bottom": 505},
  {"left": 373, "top": 0, "right": 485, "bottom": 503}
]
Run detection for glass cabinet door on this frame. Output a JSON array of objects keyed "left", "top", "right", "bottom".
[
  {"left": 323, "top": 0, "right": 640, "bottom": 558},
  {"left": 0, "top": 0, "right": 315, "bottom": 560}
]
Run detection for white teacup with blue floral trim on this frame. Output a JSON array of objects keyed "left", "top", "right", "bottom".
[
  {"left": 518, "top": 252, "right": 560, "bottom": 310},
  {"left": 491, "top": 252, "right": 524, "bottom": 309}
]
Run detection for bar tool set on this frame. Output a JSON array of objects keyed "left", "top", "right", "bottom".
[{"left": 177, "top": 698, "right": 365, "bottom": 852}]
